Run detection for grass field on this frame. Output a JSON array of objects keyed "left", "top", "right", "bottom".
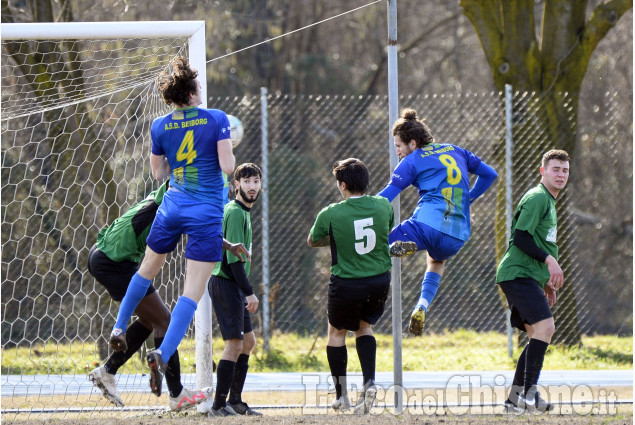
[{"left": 2, "top": 330, "right": 631, "bottom": 375}]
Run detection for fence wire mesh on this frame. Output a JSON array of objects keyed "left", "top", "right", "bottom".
[
  {"left": 1, "top": 82, "right": 632, "bottom": 414},
  {"left": 218, "top": 90, "right": 632, "bottom": 341}
]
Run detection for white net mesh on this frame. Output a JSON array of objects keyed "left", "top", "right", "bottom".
[{"left": 1, "top": 32, "right": 198, "bottom": 415}]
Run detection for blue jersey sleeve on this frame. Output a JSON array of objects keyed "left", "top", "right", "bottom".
[
  {"left": 377, "top": 184, "right": 401, "bottom": 202},
  {"left": 469, "top": 161, "right": 498, "bottom": 202},
  {"left": 218, "top": 113, "right": 231, "bottom": 141},
  {"left": 460, "top": 146, "right": 482, "bottom": 173},
  {"left": 389, "top": 155, "right": 417, "bottom": 190},
  {"left": 150, "top": 120, "right": 165, "bottom": 156}
]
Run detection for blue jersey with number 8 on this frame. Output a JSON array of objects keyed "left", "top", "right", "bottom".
[
  {"left": 388, "top": 143, "right": 482, "bottom": 241},
  {"left": 151, "top": 107, "right": 230, "bottom": 204}
]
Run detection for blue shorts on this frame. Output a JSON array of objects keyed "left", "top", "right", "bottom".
[
  {"left": 389, "top": 218, "right": 464, "bottom": 261},
  {"left": 146, "top": 189, "right": 224, "bottom": 262}
]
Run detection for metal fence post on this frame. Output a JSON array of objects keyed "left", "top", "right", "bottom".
[
  {"left": 261, "top": 87, "right": 271, "bottom": 352},
  {"left": 387, "top": 0, "right": 403, "bottom": 414},
  {"left": 505, "top": 84, "right": 514, "bottom": 358}
]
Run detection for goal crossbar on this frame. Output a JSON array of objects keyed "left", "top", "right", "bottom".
[{"left": 1, "top": 21, "right": 205, "bottom": 40}]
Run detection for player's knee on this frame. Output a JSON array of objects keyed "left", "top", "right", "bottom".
[
  {"left": 533, "top": 319, "right": 555, "bottom": 340},
  {"left": 353, "top": 321, "right": 372, "bottom": 338},
  {"left": 544, "top": 321, "right": 555, "bottom": 338},
  {"left": 223, "top": 339, "right": 243, "bottom": 360},
  {"left": 243, "top": 332, "right": 256, "bottom": 353}
]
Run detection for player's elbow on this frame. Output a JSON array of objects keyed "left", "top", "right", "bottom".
[{"left": 219, "top": 154, "right": 235, "bottom": 176}]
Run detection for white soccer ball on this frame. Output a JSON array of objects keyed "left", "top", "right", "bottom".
[{"left": 227, "top": 114, "right": 244, "bottom": 148}]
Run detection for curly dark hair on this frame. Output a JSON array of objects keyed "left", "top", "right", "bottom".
[
  {"left": 234, "top": 163, "right": 262, "bottom": 181},
  {"left": 332, "top": 158, "right": 369, "bottom": 195},
  {"left": 156, "top": 56, "right": 198, "bottom": 106},
  {"left": 392, "top": 108, "right": 434, "bottom": 148}
]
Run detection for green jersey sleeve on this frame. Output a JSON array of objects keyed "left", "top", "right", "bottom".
[
  {"left": 514, "top": 193, "right": 548, "bottom": 235},
  {"left": 309, "top": 206, "right": 331, "bottom": 243},
  {"left": 223, "top": 207, "right": 247, "bottom": 265}
]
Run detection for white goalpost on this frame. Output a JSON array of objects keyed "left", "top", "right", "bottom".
[{"left": 1, "top": 21, "right": 213, "bottom": 414}]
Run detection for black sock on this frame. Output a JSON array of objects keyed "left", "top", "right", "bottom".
[
  {"left": 155, "top": 337, "right": 183, "bottom": 398},
  {"left": 104, "top": 320, "right": 151, "bottom": 375},
  {"left": 524, "top": 339, "right": 549, "bottom": 396},
  {"left": 213, "top": 359, "right": 236, "bottom": 409},
  {"left": 228, "top": 354, "right": 249, "bottom": 404},
  {"left": 355, "top": 335, "right": 376, "bottom": 387},
  {"left": 326, "top": 345, "right": 347, "bottom": 398},
  {"left": 509, "top": 345, "right": 528, "bottom": 400}
]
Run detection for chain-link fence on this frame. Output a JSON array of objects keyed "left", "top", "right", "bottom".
[
  {"left": 1, "top": 89, "right": 631, "bottom": 413},
  {"left": 217, "top": 90, "right": 632, "bottom": 343}
]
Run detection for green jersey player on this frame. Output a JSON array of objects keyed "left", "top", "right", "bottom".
[
  {"left": 497, "top": 149, "right": 569, "bottom": 413},
  {"left": 308, "top": 158, "right": 394, "bottom": 415}
]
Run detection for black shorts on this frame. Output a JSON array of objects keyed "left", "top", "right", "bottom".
[
  {"left": 498, "top": 277, "right": 553, "bottom": 332},
  {"left": 327, "top": 271, "right": 391, "bottom": 331},
  {"left": 87, "top": 244, "right": 156, "bottom": 301},
  {"left": 209, "top": 275, "right": 253, "bottom": 340}
]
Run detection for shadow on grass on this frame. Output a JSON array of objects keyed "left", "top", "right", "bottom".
[{"left": 583, "top": 346, "right": 633, "bottom": 365}]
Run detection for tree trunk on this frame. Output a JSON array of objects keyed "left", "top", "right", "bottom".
[{"left": 462, "top": 0, "right": 632, "bottom": 346}]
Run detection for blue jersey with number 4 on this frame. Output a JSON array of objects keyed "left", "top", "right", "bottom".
[
  {"left": 151, "top": 107, "right": 231, "bottom": 204},
  {"left": 388, "top": 143, "right": 482, "bottom": 241}
]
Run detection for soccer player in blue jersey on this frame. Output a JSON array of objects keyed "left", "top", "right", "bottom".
[
  {"left": 378, "top": 108, "right": 498, "bottom": 336},
  {"left": 87, "top": 180, "right": 246, "bottom": 410},
  {"left": 108, "top": 56, "right": 236, "bottom": 396}
]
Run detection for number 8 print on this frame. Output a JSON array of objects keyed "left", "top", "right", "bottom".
[{"left": 439, "top": 154, "right": 462, "bottom": 185}]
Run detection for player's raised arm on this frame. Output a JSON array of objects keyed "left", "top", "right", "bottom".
[
  {"left": 217, "top": 138, "right": 235, "bottom": 176},
  {"left": 468, "top": 161, "right": 498, "bottom": 203}
]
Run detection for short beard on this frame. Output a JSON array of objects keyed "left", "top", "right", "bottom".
[{"left": 239, "top": 186, "right": 259, "bottom": 203}]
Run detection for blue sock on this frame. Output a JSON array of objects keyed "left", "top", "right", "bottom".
[
  {"left": 417, "top": 272, "right": 442, "bottom": 312},
  {"left": 114, "top": 273, "right": 152, "bottom": 331},
  {"left": 158, "top": 296, "right": 197, "bottom": 364}
]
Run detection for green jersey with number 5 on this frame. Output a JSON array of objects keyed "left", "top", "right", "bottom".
[{"left": 310, "top": 195, "right": 394, "bottom": 279}]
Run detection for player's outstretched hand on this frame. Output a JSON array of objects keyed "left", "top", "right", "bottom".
[
  {"left": 545, "top": 255, "right": 563, "bottom": 290},
  {"left": 245, "top": 294, "right": 259, "bottom": 313},
  {"left": 228, "top": 242, "right": 251, "bottom": 262}
]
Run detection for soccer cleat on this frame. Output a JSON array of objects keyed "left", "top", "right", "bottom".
[
  {"left": 209, "top": 406, "right": 237, "bottom": 417},
  {"left": 408, "top": 306, "right": 426, "bottom": 336},
  {"left": 109, "top": 328, "right": 127, "bottom": 352},
  {"left": 227, "top": 401, "right": 262, "bottom": 416},
  {"left": 389, "top": 241, "right": 418, "bottom": 257},
  {"left": 88, "top": 366, "right": 124, "bottom": 407},
  {"left": 503, "top": 386, "right": 524, "bottom": 414},
  {"left": 146, "top": 350, "right": 167, "bottom": 397},
  {"left": 354, "top": 380, "right": 377, "bottom": 414},
  {"left": 331, "top": 394, "right": 351, "bottom": 412},
  {"left": 169, "top": 387, "right": 212, "bottom": 411},
  {"left": 518, "top": 391, "right": 554, "bottom": 413}
]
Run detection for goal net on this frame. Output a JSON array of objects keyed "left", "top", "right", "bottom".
[{"left": 1, "top": 21, "right": 212, "bottom": 416}]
